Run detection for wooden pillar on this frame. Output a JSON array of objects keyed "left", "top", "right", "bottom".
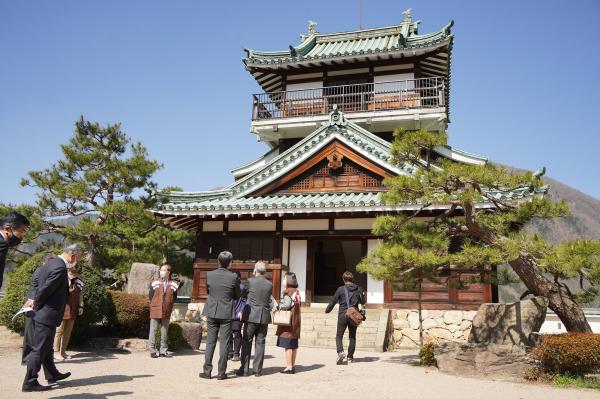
[
  {"left": 192, "top": 219, "right": 204, "bottom": 301},
  {"left": 384, "top": 280, "right": 393, "bottom": 303}
]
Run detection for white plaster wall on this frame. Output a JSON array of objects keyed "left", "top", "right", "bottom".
[
  {"left": 286, "top": 81, "right": 322, "bottom": 100},
  {"left": 202, "top": 221, "right": 223, "bottom": 232},
  {"left": 540, "top": 313, "right": 600, "bottom": 334},
  {"left": 374, "top": 72, "right": 415, "bottom": 92},
  {"left": 283, "top": 219, "right": 328, "bottom": 231},
  {"left": 335, "top": 218, "right": 375, "bottom": 230},
  {"left": 367, "top": 239, "right": 384, "bottom": 304},
  {"left": 288, "top": 239, "right": 308, "bottom": 301},
  {"left": 228, "top": 220, "right": 276, "bottom": 231}
]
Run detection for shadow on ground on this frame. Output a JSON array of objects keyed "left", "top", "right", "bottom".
[
  {"left": 383, "top": 353, "right": 421, "bottom": 366},
  {"left": 351, "top": 356, "right": 379, "bottom": 363},
  {"left": 58, "top": 351, "right": 126, "bottom": 365},
  {"left": 46, "top": 391, "right": 133, "bottom": 399},
  {"left": 258, "top": 363, "right": 325, "bottom": 376},
  {"left": 52, "top": 374, "right": 153, "bottom": 389}
]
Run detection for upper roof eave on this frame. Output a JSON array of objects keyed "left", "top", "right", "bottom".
[{"left": 242, "top": 17, "right": 453, "bottom": 68}]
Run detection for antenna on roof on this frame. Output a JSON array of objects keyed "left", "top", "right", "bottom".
[{"left": 360, "top": 0, "right": 364, "bottom": 29}]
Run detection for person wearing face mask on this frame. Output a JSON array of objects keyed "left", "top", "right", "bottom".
[
  {"left": 0, "top": 211, "right": 30, "bottom": 291},
  {"left": 53, "top": 261, "right": 84, "bottom": 360},
  {"left": 147, "top": 264, "right": 183, "bottom": 358},
  {"left": 22, "top": 244, "right": 84, "bottom": 392}
]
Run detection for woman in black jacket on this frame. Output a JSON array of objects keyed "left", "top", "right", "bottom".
[{"left": 325, "top": 271, "right": 366, "bottom": 364}]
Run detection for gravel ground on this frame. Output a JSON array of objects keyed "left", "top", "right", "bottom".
[{"left": 0, "top": 340, "right": 598, "bottom": 399}]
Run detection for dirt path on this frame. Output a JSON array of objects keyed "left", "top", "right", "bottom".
[{"left": 0, "top": 340, "right": 597, "bottom": 399}]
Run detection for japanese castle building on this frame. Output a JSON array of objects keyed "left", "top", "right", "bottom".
[{"left": 153, "top": 10, "right": 539, "bottom": 311}]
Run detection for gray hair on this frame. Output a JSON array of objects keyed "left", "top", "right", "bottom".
[
  {"left": 64, "top": 243, "right": 84, "bottom": 255},
  {"left": 217, "top": 251, "right": 233, "bottom": 268},
  {"left": 254, "top": 261, "right": 267, "bottom": 275},
  {"left": 285, "top": 272, "right": 299, "bottom": 288}
]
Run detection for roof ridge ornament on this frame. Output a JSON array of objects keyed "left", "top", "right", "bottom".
[
  {"left": 402, "top": 8, "right": 412, "bottom": 24},
  {"left": 328, "top": 104, "right": 347, "bottom": 126},
  {"left": 308, "top": 20, "right": 318, "bottom": 35},
  {"left": 300, "top": 20, "right": 318, "bottom": 42}
]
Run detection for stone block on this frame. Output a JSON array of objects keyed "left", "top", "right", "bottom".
[
  {"left": 393, "top": 318, "right": 410, "bottom": 330},
  {"left": 459, "top": 320, "right": 471, "bottom": 331},
  {"left": 468, "top": 297, "right": 547, "bottom": 346},
  {"left": 462, "top": 311, "right": 477, "bottom": 321},
  {"left": 401, "top": 328, "right": 420, "bottom": 343},
  {"left": 407, "top": 312, "right": 420, "bottom": 329},
  {"left": 179, "top": 322, "right": 202, "bottom": 350},
  {"left": 421, "top": 318, "right": 439, "bottom": 330},
  {"left": 443, "top": 310, "right": 463, "bottom": 325},
  {"left": 434, "top": 342, "right": 531, "bottom": 379},
  {"left": 427, "top": 328, "right": 454, "bottom": 341},
  {"left": 394, "top": 309, "right": 410, "bottom": 320},
  {"left": 127, "top": 263, "right": 159, "bottom": 295}
]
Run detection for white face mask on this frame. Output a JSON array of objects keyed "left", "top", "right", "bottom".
[{"left": 159, "top": 270, "right": 167, "bottom": 278}]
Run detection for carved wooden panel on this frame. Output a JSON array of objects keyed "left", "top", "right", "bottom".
[{"left": 276, "top": 157, "right": 385, "bottom": 193}]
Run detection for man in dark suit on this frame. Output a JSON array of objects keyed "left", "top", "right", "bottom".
[
  {"left": 236, "top": 261, "right": 274, "bottom": 377},
  {"left": 22, "top": 253, "right": 56, "bottom": 364},
  {"left": 199, "top": 251, "right": 241, "bottom": 380},
  {"left": 22, "top": 244, "right": 83, "bottom": 392},
  {"left": 0, "top": 211, "right": 30, "bottom": 291}
]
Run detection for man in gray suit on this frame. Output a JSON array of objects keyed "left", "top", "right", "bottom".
[
  {"left": 236, "top": 261, "right": 273, "bottom": 377},
  {"left": 199, "top": 251, "right": 241, "bottom": 380}
]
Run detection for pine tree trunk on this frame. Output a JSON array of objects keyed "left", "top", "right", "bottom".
[
  {"left": 418, "top": 278, "right": 423, "bottom": 348},
  {"left": 508, "top": 253, "right": 592, "bottom": 333},
  {"left": 87, "top": 234, "right": 97, "bottom": 268}
]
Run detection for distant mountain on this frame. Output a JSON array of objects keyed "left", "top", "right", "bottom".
[
  {"left": 500, "top": 172, "right": 600, "bottom": 308},
  {"left": 525, "top": 175, "right": 600, "bottom": 242}
]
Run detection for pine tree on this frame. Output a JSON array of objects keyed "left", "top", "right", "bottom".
[
  {"left": 358, "top": 128, "right": 600, "bottom": 333},
  {"left": 20, "top": 117, "right": 194, "bottom": 273}
]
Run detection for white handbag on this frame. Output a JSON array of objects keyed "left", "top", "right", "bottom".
[{"left": 272, "top": 309, "right": 292, "bottom": 326}]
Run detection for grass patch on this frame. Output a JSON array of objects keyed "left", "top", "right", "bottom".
[{"left": 553, "top": 374, "right": 600, "bottom": 390}]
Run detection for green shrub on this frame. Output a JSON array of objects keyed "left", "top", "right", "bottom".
[
  {"left": 532, "top": 333, "right": 600, "bottom": 376},
  {"left": 109, "top": 290, "right": 150, "bottom": 338},
  {"left": 71, "top": 265, "right": 114, "bottom": 342},
  {"left": 419, "top": 342, "right": 437, "bottom": 366},
  {"left": 523, "top": 367, "right": 555, "bottom": 382},
  {"left": 553, "top": 374, "right": 600, "bottom": 390},
  {"left": 155, "top": 322, "right": 184, "bottom": 351},
  {"left": 0, "top": 253, "right": 47, "bottom": 334}
]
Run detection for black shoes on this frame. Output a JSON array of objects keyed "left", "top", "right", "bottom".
[
  {"left": 280, "top": 368, "right": 295, "bottom": 374},
  {"left": 216, "top": 374, "right": 228, "bottom": 380},
  {"left": 22, "top": 382, "right": 51, "bottom": 392},
  {"left": 150, "top": 353, "right": 159, "bottom": 358},
  {"left": 235, "top": 369, "right": 249, "bottom": 377},
  {"left": 336, "top": 352, "right": 346, "bottom": 365},
  {"left": 254, "top": 372, "right": 263, "bottom": 377},
  {"left": 47, "top": 372, "right": 71, "bottom": 384},
  {"left": 199, "top": 372, "right": 211, "bottom": 379},
  {"left": 159, "top": 353, "right": 172, "bottom": 358}
]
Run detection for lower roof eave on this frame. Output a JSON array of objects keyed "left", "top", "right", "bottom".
[{"left": 152, "top": 202, "right": 496, "bottom": 219}]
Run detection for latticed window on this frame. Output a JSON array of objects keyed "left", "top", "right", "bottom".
[{"left": 278, "top": 158, "right": 384, "bottom": 192}]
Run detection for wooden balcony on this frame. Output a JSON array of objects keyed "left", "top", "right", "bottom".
[
  {"left": 192, "top": 260, "right": 283, "bottom": 302},
  {"left": 252, "top": 77, "right": 446, "bottom": 121}
]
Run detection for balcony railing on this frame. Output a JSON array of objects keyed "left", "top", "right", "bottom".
[{"left": 252, "top": 76, "right": 446, "bottom": 121}]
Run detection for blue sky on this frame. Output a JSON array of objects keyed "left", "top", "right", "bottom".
[{"left": 1, "top": 0, "right": 599, "bottom": 204}]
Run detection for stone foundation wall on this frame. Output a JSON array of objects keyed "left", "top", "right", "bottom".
[{"left": 388, "top": 309, "right": 477, "bottom": 349}]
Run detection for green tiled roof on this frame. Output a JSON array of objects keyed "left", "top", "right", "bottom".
[
  {"left": 243, "top": 11, "right": 453, "bottom": 66},
  {"left": 157, "top": 187, "right": 547, "bottom": 217},
  {"left": 152, "top": 108, "right": 547, "bottom": 219}
]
